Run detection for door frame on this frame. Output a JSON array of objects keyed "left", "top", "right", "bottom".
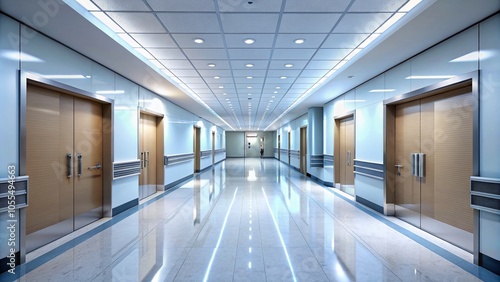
[
  {"left": 334, "top": 111, "right": 355, "bottom": 186},
  {"left": 19, "top": 72, "right": 113, "bottom": 262},
  {"left": 384, "top": 71, "right": 479, "bottom": 254},
  {"left": 138, "top": 108, "right": 165, "bottom": 195}
]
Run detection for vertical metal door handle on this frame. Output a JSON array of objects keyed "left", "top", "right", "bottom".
[
  {"left": 146, "top": 151, "right": 150, "bottom": 168},
  {"left": 140, "top": 152, "right": 144, "bottom": 169},
  {"left": 418, "top": 153, "right": 425, "bottom": 177},
  {"left": 67, "top": 154, "right": 73, "bottom": 178},
  {"left": 347, "top": 151, "right": 351, "bottom": 166},
  {"left": 77, "top": 154, "right": 82, "bottom": 177},
  {"left": 411, "top": 153, "right": 418, "bottom": 176}
]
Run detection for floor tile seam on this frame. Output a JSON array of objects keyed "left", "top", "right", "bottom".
[
  {"left": 88, "top": 237, "right": 146, "bottom": 282},
  {"left": 259, "top": 184, "right": 330, "bottom": 281},
  {"left": 273, "top": 175, "right": 346, "bottom": 281},
  {"left": 172, "top": 187, "right": 238, "bottom": 281},
  {"left": 282, "top": 170, "right": 403, "bottom": 280}
]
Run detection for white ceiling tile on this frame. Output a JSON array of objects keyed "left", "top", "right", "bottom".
[
  {"left": 221, "top": 13, "right": 279, "bottom": 33},
  {"left": 218, "top": 0, "right": 283, "bottom": 12},
  {"left": 171, "top": 34, "right": 224, "bottom": 48},
  {"left": 171, "top": 69, "right": 199, "bottom": 77},
  {"left": 183, "top": 49, "right": 227, "bottom": 60},
  {"left": 228, "top": 49, "right": 272, "bottom": 60},
  {"left": 313, "top": 49, "right": 351, "bottom": 60},
  {"left": 198, "top": 69, "right": 232, "bottom": 76},
  {"left": 230, "top": 60, "right": 268, "bottom": 69},
  {"left": 263, "top": 83, "right": 292, "bottom": 90},
  {"left": 204, "top": 77, "right": 233, "bottom": 84},
  {"left": 189, "top": 84, "right": 210, "bottom": 89},
  {"left": 147, "top": 0, "right": 215, "bottom": 11},
  {"left": 147, "top": 48, "right": 186, "bottom": 59},
  {"left": 157, "top": 13, "right": 220, "bottom": 33},
  {"left": 93, "top": 0, "right": 150, "bottom": 11},
  {"left": 275, "top": 34, "right": 328, "bottom": 48},
  {"left": 267, "top": 69, "right": 301, "bottom": 77},
  {"left": 348, "top": 0, "right": 408, "bottom": 12},
  {"left": 269, "top": 60, "right": 308, "bottom": 69},
  {"left": 107, "top": 12, "right": 165, "bottom": 33},
  {"left": 234, "top": 77, "right": 265, "bottom": 83},
  {"left": 134, "top": 48, "right": 154, "bottom": 59},
  {"left": 280, "top": 14, "right": 341, "bottom": 33},
  {"left": 295, "top": 77, "right": 320, "bottom": 84},
  {"left": 306, "top": 60, "right": 340, "bottom": 69},
  {"left": 117, "top": 33, "right": 141, "bottom": 47},
  {"left": 300, "top": 69, "right": 329, "bottom": 78},
  {"left": 131, "top": 33, "right": 176, "bottom": 48},
  {"left": 224, "top": 34, "right": 275, "bottom": 48},
  {"left": 179, "top": 77, "right": 205, "bottom": 84},
  {"left": 323, "top": 33, "right": 369, "bottom": 48},
  {"left": 272, "top": 49, "right": 316, "bottom": 60},
  {"left": 191, "top": 60, "right": 231, "bottom": 70},
  {"left": 285, "top": 0, "right": 351, "bottom": 12},
  {"left": 159, "top": 59, "right": 193, "bottom": 69},
  {"left": 333, "top": 13, "right": 392, "bottom": 33},
  {"left": 266, "top": 77, "right": 292, "bottom": 84}
]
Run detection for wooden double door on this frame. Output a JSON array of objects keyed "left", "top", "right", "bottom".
[
  {"left": 139, "top": 113, "right": 158, "bottom": 200},
  {"left": 394, "top": 84, "right": 474, "bottom": 251},
  {"left": 26, "top": 84, "right": 103, "bottom": 251}
]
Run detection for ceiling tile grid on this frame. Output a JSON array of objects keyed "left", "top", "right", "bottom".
[{"left": 80, "top": 0, "right": 421, "bottom": 130}]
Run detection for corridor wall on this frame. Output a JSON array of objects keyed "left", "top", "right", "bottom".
[{"left": 0, "top": 13, "right": 226, "bottom": 268}]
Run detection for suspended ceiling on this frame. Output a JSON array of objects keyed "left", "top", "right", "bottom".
[{"left": 1, "top": 0, "right": 498, "bottom": 131}]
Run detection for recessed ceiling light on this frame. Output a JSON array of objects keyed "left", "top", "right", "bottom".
[
  {"left": 219, "top": 86, "right": 224, "bottom": 88},
  {"left": 246, "top": 63, "right": 254, "bottom": 68},
  {"left": 193, "top": 38, "right": 204, "bottom": 44},
  {"left": 223, "top": 93, "right": 227, "bottom": 95},
  {"left": 294, "top": 38, "right": 305, "bottom": 44},
  {"left": 274, "top": 91, "right": 278, "bottom": 94},
  {"left": 276, "top": 87, "right": 281, "bottom": 89},
  {"left": 214, "top": 76, "right": 220, "bottom": 79},
  {"left": 285, "top": 64, "right": 293, "bottom": 68},
  {"left": 244, "top": 38, "right": 255, "bottom": 44},
  {"left": 208, "top": 63, "right": 216, "bottom": 67},
  {"left": 272, "top": 96, "right": 275, "bottom": 98},
  {"left": 247, "top": 76, "right": 253, "bottom": 79},
  {"left": 247, "top": 86, "right": 252, "bottom": 89},
  {"left": 248, "top": 93, "right": 252, "bottom": 95},
  {"left": 280, "top": 76, "right": 287, "bottom": 79}
]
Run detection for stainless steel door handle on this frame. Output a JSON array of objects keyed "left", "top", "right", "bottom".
[
  {"left": 347, "top": 151, "right": 351, "bottom": 166},
  {"left": 67, "top": 154, "right": 73, "bottom": 178},
  {"left": 395, "top": 164, "right": 403, "bottom": 176},
  {"left": 411, "top": 153, "right": 418, "bottom": 176},
  {"left": 140, "top": 152, "right": 144, "bottom": 169},
  {"left": 88, "top": 164, "right": 102, "bottom": 170},
  {"left": 146, "top": 151, "right": 150, "bottom": 168},
  {"left": 77, "top": 154, "right": 82, "bottom": 177},
  {"left": 418, "top": 153, "right": 425, "bottom": 178}
]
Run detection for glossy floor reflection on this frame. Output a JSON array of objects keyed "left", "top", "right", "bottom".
[{"left": 4, "top": 158, "right": 498, "bottom": 281}]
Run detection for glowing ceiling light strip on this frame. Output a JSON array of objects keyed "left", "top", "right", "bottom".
[
  {"left": 203, "top": 187, "right": 239, "bottom": 282},
  {"left": 399, "top": 0, "right": 422, "bottom": 12},
  {"left": 261, "top": 187, "right": 297, "bottom": 282},
  {"left": 375, "top": 13, "right": 406, "bottom": 34}
]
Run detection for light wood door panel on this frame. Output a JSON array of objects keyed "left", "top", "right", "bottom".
[
  {"left": 26, "top": 85, "right": 74, "bottom": 235},
  {"left": 339, "top": 116, "right": 355, "bottom": 188},
  {"left": 74, "top": 97, "right": 103, "bottom": 229},
  {"left": 420, "top": 86, "right": 473, "bottom": 234},
  {"left": 395, "top": 100, "right": 421, "bottom": 227},
  {"left": 139, "top": 113, "right": 157, "bottom": 199}
]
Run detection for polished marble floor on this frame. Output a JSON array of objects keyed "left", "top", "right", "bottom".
[{"left": 2, "top": 158, "right": 499, "bottom": 282}]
